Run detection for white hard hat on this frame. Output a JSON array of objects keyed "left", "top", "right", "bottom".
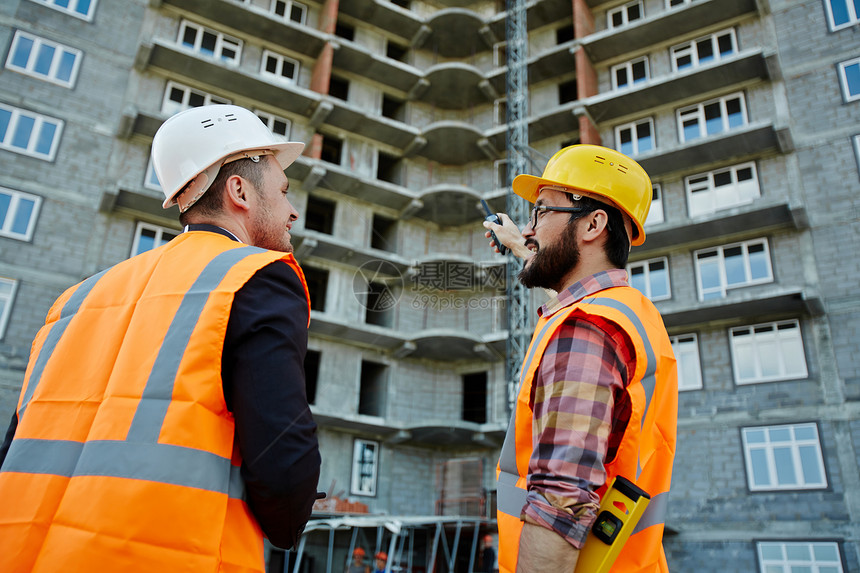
[{"left": 152, "top": 104, "right": 305, "bottom": 212}]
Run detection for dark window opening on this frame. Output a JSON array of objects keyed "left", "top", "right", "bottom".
[
  {"left": 556, "top": 24, "right": 574, "bottom": 44},
  {"left": 371, "top": 213, "right": 397, "bottom": 252},
  {"left": 462, "top": 372, "right": 488, "bottom": 423},
  {"left": 305, "top": 195, "right": 335, "bottom": 234},
  {"left": 335, "top": 22, "right": 355, "bottom": 41},
  {"left": 359, "top": 361, "right": 387, "bottom": 416},
  {"left": 376, "top": 151, "right": 403, "bottom": 184},
  {"left": 559, "top": 79, "right": 578, "bottom": 104},
  {"left": 365, "top": 281, "right": 395, "bottom": 327},
  {"left": 389, "top": 0, "right": 410, "bottom": 8},
  {"left": 386, "top": 42, "right": 408, "bottom": 62},
  {"left": 329, "top": 76, "right": 349, "bottom": 101},
  {"left": 302, "top": 266, "right": 329, "bottom": 311},
  {"left": 304, "top": 350, "right": 320, "bottom": 405},
  {"left": 381, "top": 94, "right": 406, "bottom": 121},
  {"left": 320, "top": 134, "right": 343, "bottom": 165},
  {"left": 561, "top": 138, "right": 580, "bottom": 149}
]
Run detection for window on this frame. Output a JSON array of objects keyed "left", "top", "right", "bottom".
[
  {"left": 28, "top": 0, "right": 97, "bottom": 20},
  {"left": 0, "top": 278, "right": 18, "bottom": 340},
  {"left": 0, "top": 186, "right": 41, "bottom": 241},
  {"left": 365, "top": 281, "right": 394, "bottom": 327},
  {"left": 556, "top": 24, "right": 574, "bottom": 44},
  {"left": 376, "top": 151, "right": 403, "bottom": 184},
  {"left": 0, "top": 103, "right": 63, "bottom": 161},
  {"left": 838, "top": 57, "right": 860, "bottom": 102},
  {"left": 386, "top": 40, "right": 408, "bottom": 62},
  {"left": 382, "top": 94, "right": 406, "bottom": 121},
  {"left": 462, "top": 372, "right": 487, "bottom": 423},
  {"left": 261, "top": 50, "right": 299, "bottom": 84},
  {"left": 255, "top": 110, "right": 292, "bottom": 139},
  {"left": 351, "top": 439, "right": 379, "bottom": 496},
  {"left": 144, "top": 156, "right": 161, "bottom": 191},
  {"left": 731, "top": 319, "right": 808, "bottom": 384},
  {"left": 304, "top": 349, "right": 320, "bottom": 404},
  {"left": 131, "top": 222, "right": 179, "bottom": 256},
  {"left": 824, "top": 0, "right": 860, "bottom": 31},
  {"left": 320, "top": 134, "right": 344, "bottom": 165},
  {"left": 685, "top": 162, "right": 760, "bottom": 218},
  {"left": 678, "top": 92, "right": 747, "bottom": 142},
  {"left": 6, "top": 31, "right": 83, "bottom": 87},
  {"left": 757, "top": 541, "right": 843, "bottom": 572},
  {"left": 607, "top": 1, "right": 643, "bottom": 29},
  {"left": 667, "top": 0, "right": 691, "bottom": 6},
  {"left": 695, "top": 239, "right": 772, "bottom": 300},
  {"left": 358, "top": 361, "right": 387, "bottom": 417},
  {"left": 177, "top": 20, "right": 242, "bottom": 64},
  {"left": 671, "top": 29, "right": 737, "bottom": 72},
  {"left": 302, "top": 266, "right": 329, "bottom": 312},
  {"left": 161, "top": 81, "right": 230, "bottom": 116},
  {"left": 335, "top": 22, "right": 355, "bottom": 41},
  {"left": 304, "top": 195, "right": 335, "bottom": 234},
  {"left": 671, "top": 334, "right": 702, "bottom": 391},
  {"left": 329, "top": 76, "right": 350, "bottom": 101},
  {"left": 615, "top": 118, "right": 655, "bottom": 156},
  {"left": 742, "top": 423, "right": 825, "bottom": 490},
  {"left": 645, "top": 184, "right": 664, "bottom": 226},
  {"left": 627, "top": 257, "right": 670, "bottom": 301},
  {"left": 558, "top": 79, "right": 577, "bottom": 104},
  {"left": 271, "top": 0, "right": 307, "bottom": 24},
  {"left": 371, "top": 213, "right": 397, "bottom": 252},
  {"left": 612, "top": 57, "right": 649, "bottom": 90}
]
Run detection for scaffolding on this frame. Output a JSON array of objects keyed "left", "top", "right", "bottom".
[{"left": 504, "top": 0, "right": 531, "bottom": 411}]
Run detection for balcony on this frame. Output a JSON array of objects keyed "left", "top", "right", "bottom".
[
  {"left": 314, "top": 96, "right": 421, "bottom": 150},
  {"left": 585, "top": 50, "right": 775, "bottom": 123},
  {"left": 331, "top": 39, "right": 423, "bottom": 94},
  {"left": 155, "top": 0, "right": 328, "bottom": 58},
  {"left": 292, "top": 231, "right": 413, "bottom": 276},
  {"left": 581, "top": 0, "right": 759, "bottom": 63},
  {"left": 633, "top": 201, "right": 809, "bottom": 258},
  {"left": 661, "top": 287, "right": 825, "bottom": 329},
  {"left": 635, "top": 122, "right": 793, "bottom": 178},
  {"left": 420, "top": 63, "right": 495, "bottom": 109},
  {"left": 416, "top": 120, "right": 499, "bottom": 164},
  {"left": 136, "top": 41, "right": 320, "bottom": 118},
  {"left": 308, "top": 313, "right": 506, "bottom": 362},
  {"left": 414, "top": 184, "right": 486, "bottom": 226},
  {"left": 486, "top": 41, "right": 578, "bottom": 96},
  {"left": 337, "top": 0, "right": 424, "bottom": 44},
  {"left": 487, "top": 1, "right": 573, "bottom": 38},
  {"left": 423, "top": 9, "right": 490, "bottom": 58}
]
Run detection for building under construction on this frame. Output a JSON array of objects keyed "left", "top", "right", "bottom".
[{"left": 1, "top": 0, "right": 859, "bottom": 571}]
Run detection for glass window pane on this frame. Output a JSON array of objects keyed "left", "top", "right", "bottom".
[
  {"left": 281, "top": 60, "right": 295, "bottom": 78},
  {"left": 616, "top": 68, "right": 628, "bottom": 87},
  {"left": 798, "top": 445, "right": 822, "bottom": 484},
  {"left": 0, "top": 193, "right": 10, "bottom": 226},
  {"left": 11, "top": 36, "right": 34, "bottom": 69},
  {"left": 76, "top": 0, "right": 93, "bottom": 16},
  {"left": 749, "top": 449, "right": 770, "bottom": 485},
  {"left": 844, "top": 62, "right": 860, "bottom": 96},
  {"left": 182, "top": 27, "right": 197, "bottom": 47},
  {"left": 11, "top": 198, "right": 35, "bottom": 235},
  {"left": 794, "top": 424, "right": 815, "bottom": 440},
  {"left": 36, "top": 121, "right": 58, "bottom": 155},
  {"left": 718, "top": 33, "right": 735, "bottom": 55},
  {"left": 786, "top": 544, "right": 810, "bottom": 560},
  {"left": 628, "top": 4, "right": 641, "bottom": 20},
  {"left": 34, "top": 43, "right": 56, "bottom": 75},
  {"left": 748, "top": 245, "right": 770, "bottom": 280},
  {"left": 813, "top": 544, "right": 838, "bottom": 561},
  {"left": 770, "top": 427, "right": 791, "bottom": 442},
  {"left": 773, "top": 446, "right": 797, "bottom": 485},
  {"left": 265, "top": 56, "right": 278, "bottom": 74},
  {"left": 704, "top": 103, "right": 724, "bottom": 135},
  {"left": 724, "top": 250, "right": 746, "bottom": 285},
  {"left": 745, "top": 428, "right": 766, "bottom": 443},
  {"left": 136, "top": 229, "right": 156, "bottom": 254},
  {"left": 830, "top": 0, "right": 849, "bottom": 26},
  {"left": 683, "top": 119, "right": 700, "bottom": 141},
  {"left": 188, "top": 92, "right": 205, "bottom": 107},
  {"left": 759, "top": 543, "right": 783, "bottom": 560},
  {"left": 200, "top": 32, "right": 217, "bottom": 55},
  {"left": 56, "top": 50, "right": 77, "bottom": 83},
  {"left": 12, "top": 115, "right": 35, "bottom": 150},
  {"left": 696, "top": 39, "right": 714, "bottom": 62},
  {"left": 790, "top": 567, "right": 811, "bottom": 573}
]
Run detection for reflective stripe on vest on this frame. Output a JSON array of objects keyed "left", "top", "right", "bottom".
[{"left": 3, "top": 245, "right": 266, "bottom": 500}]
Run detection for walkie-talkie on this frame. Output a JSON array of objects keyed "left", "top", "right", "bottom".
[
  {"left": 480, "top": 199, "right": 508, "bottom": 255},
  {"left": 574, "top": 476, "right": 651, "bottom": 573}
]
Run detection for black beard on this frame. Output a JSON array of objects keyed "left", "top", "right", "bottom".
[{"left": 518, "top": 222, "right": 580, "bottom": 291}]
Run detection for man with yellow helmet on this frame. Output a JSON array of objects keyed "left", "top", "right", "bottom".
[{"left": 485, "top": 145, "right": 678, "bottom": 572}]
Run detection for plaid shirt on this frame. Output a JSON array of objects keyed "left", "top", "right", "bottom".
[{"left": 521, "top": 269, "right": 636, "bottom": 548}]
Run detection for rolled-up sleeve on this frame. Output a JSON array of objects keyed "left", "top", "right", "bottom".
[
  {"left": 521, "top": 314, "right": 633, "bottom": 548},
  {"left": 222, "top": 260, "right": 321, "bottom": 550}
]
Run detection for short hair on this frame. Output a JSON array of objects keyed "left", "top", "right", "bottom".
[
  {"left": 563, "top": 192, "right": 630, "bottom": 268},
  {"left": 178, "top": 158, "right": 266, "bottom": 226}
]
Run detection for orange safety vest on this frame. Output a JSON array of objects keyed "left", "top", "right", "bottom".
[
  {"left": 496, "top": 286, "right": 677, "bottom": 573},
  {"left": 0, "top": 231, "right": 310, "bottom": 573}
]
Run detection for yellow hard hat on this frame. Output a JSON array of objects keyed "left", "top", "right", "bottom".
[{"left": 512, "top": 144, "right": 652, "bottom": 246}]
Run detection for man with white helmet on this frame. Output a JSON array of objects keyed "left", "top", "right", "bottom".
[
  {"left": 0, "top": 104, "right": 321, "bottom": 572},
  {"left": 484, "top": 145, "right": 678, "bottom": 572}
]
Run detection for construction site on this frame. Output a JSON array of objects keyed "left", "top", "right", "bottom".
[{"left": 1, "top": 0, "right": 859, "bottom": 571}]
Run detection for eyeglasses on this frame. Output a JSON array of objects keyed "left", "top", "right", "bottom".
[{"left": 529, "top": 204, "right": 592, "bottom": 229}]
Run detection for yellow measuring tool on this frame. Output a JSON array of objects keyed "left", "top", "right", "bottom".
[{"left": 575, "top": 476, "right": 651, "bottom": 573}]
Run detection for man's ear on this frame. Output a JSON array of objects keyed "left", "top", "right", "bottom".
[
  {"left": 581, "top": 210, "right": 609, "bottom": 243},
  {"left": 223, "top": 175, "right": 250, "bottom": 211}
]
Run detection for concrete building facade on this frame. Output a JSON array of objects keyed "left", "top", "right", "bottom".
[{"left": 0, "top": 0, "right": 858, "bottom": 570}]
